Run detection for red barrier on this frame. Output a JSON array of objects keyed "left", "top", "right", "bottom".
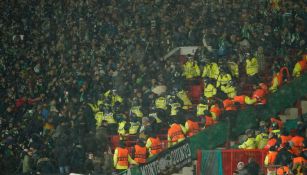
[
  {"left": 197, "top": 149, "right": 267, "bottom": 175},
  {"left": 221, "top": 149, "right": 267, "bottom": 175}
]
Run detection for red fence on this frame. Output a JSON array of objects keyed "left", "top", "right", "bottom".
[{"left": 197, "top": 149, "right": 268, "bottom": 175}]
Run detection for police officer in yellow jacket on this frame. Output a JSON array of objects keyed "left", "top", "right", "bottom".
[
  {"left": 228, "top": 59, "right": 239, "bottom": 78},
  {"left": 220, "top": 81, "right": 237, "bottom": 98},
  {"left": 197, "top": 97, "right": 209, "bottom": 117},
  {"left": 182, "top": 55, "right": 200, "bottom": 79},
  {"left": 216, "top": 69, "right": 232, "bottom": 90},
  {"left": 167, "top": 95, "right": 182, "bottom": 117},
  {"left": 155, "top": 95, "right": 167, "bottom": 111},
  {"left": 202, "top": 61, "right": 220, "bottom": 80},
  {"left": 245, "top": 53, "right": 259, "bottom": 83},
  {"left": 104, "top": 89, "right": 123, "bottom": 107},
  {"left": 95, "top": 105, "right": 104, "bottom": 128},
  {"left": 203, "top": 78, "right": 217, "bottom": 99},
  {"left": 177, "top": 89, "right": 193, "bottom": 110},
  {"left": 129, "top": 115, "right": 141, "bottom": 135},
  {"left": 239, "top": 129, "right": 256, "bottom": 149},
  {"left": 130, "top": 100, "right": 144, "bottom": 119},
  {"left": 118, "top": 118, "right": 129, "bottom": 140}
]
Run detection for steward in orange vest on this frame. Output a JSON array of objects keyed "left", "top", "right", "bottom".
[
  {"left": 292, "top": 154, "right": 306, "bottom": 166},
  {"left": 252, "top": 83, "right": 268, "bottom": 104},
  {"left": 279, "top": 129, "right": 292, "bottom": 148},
  {"left": 167, "top": 119, "right": 186, "bottom": 147},
  {"left": 113, "top": 141, "right": 138, "bottom": 171},
  {"left": 203, "top": 110, "right": 217, "bottom": 128},
  {"left": 132, "top": 139, "right": 148, "bottom": 164},
  {"left": 276, "top": 165, "right": 290, "bottom": 175},
  {"left": 264, "top": 132, "right": 278, "bottom": 150},
  {"left": 291, "top": 134, "right": 305, "bottom": 156},
  {"left": 223, "top": 98, "right": 237, "bottom": 111},
  {"left": 293, "top": 54, "right": 307, "bottom": 77},
  {"left": 210, "top": 103, "right": 221, "bottom": 120},
  {"left": 264, "top": 146, "right": 278, "bottom": 166},
  {"left": 185, "top": 116, "right": 200, "bottom": 137},
  {"left": 146, "top": 133, "right": 162, "bottom": 157},
  {"left": 269, "top": 66, "right": 290, "bottom": 92}
]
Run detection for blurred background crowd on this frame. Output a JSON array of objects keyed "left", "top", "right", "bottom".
[{"left": 0, "top": 0, "right": 306, "bottom": 174}]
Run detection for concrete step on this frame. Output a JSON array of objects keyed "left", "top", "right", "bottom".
[
  {"left": 301, "top": 100, "right": 307, "bottom": 115},
  {"left": 182, "top": 166, "right": 193, "bottom": 175},
  {"left": 284, "top": 108, "right": 298, "bottom": 120}
]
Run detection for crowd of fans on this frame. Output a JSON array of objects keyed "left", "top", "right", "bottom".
[{"left": 0, "top": 0, "right": 306, "bottom": 174}]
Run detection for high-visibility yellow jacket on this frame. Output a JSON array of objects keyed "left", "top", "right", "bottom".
[
  {"left": 131, "top": 106, "right": 143, "bottom": 118},
  {"left": 202, "top": 64, "right": 211, "bottom": 78},
  {"left": 149, "top": 113, "right": 162, "bottom": 123},
  {"left": 239, "top": 137, "right": 256, "bottom": 149},
  {"left": 118, "top": 121, "right": 127, "bottom": 136},
  {"left": 177, "top": 90, "right": 192, "bottom": 110},
  {"left": 221, "top": 85, "right": 237, "bottom": 98},
  {"left": 170, "top": 102, "right": 181, "bottom": 116},
  {"left": 204, "top": 83, "right": 217, "bottom": 99},
  {"left": 255, "top": 133, "right": 268, "bottom": 149},
  {"left": 88, "top": 103, "right": 99, "bottom": 113},
  {"left": 210, "top": 63, "right": 220, "bottom": 79},
  {"left": 228, "top": 61, "right": 239, "bottom": 78},
  {"left": 129, "top": 121, "right": 140, "bottom": 134},
  {"left": 95, "top": 112, "right": 104, "bottom": 127},
  {"left": 103, "top": 113, "right": 116, "bottom": 124},
  {"left": 182, "top": 60, "right": 200, "bottom": 79},
  {"left": 155, "top": 97, "right": 167, "bottom": 110},
  {"left": 197, "top": 103, "right": 209, "bottom": 116},
  {"left": 246, "top": 57, "right": 259, "bottom": 76},
  {"left": 104, "top": 90, "right": 123, "bottom": 106},
  {"left": 216, "top": 73, "right": 232, "bottom": 88}
]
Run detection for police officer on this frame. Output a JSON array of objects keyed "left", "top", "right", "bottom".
[
  {"left": 203, "top": 78, "right": 217, "bottom": 99},
  {"left": 129, "top": 115, "right": 141, "bottom": 135},
  {"left": 182, "top": 54, "right": 200, "bottom": 79},
  {"left": 130, "top": 99, "right": 143, "bottom": 120}
]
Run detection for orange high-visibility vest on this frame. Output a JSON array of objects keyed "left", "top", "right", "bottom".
[
  {"left": 168, "top": 124, "right": 185, "bottom": 142},
  {"left": 291, "top": 136, "right": 305, "bottom": 156},
  {"left": 223, "top": 99, "right": 236, "bottom": 111},
  {"left": 134, "top": 145, "right": 147, "bottom": 164},
  {"left": 210, "top": 105, "right": 221, "bottom": 117},
  {"left": 291, "top": 136, "right": 305, "bottom": 147},
  {"left": 276, "top": 166, "right": 290, "bottom": 175},
  {"left": 205, "top": 115, "right": 216, "bottom": 127},
  {"left": 266, "top": 151, "right": 278, "bottom": 165},
  {"left": 264, "top": 138, "right": 277, "bottom": 150},
  {"left": 149, "top": 137, "right": 162, "bottom": 155},
  {"left": 280, "top": 135, "right": 292, "bottom": 147},
  {"left": 293, "top": 156, "right": 306, "bottom": 165},
  {"left": 233, "top": 95, "right": 245, "bottom": 105},
  {"left": 186, "top": 120, "right": 200, "bottom": 137},
  {"left": 299, "top": 59, "right": 307, "bottom": 71},
  {"left": 117, "top": 147, "right": 129, "bottom": 167},
  {"left": 252, "top": 88, "right": 267, "bottom": 104}
]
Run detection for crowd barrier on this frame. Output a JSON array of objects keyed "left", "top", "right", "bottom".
[{"left": 119, "top": 73, "right": 307, "bottom": 175}]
